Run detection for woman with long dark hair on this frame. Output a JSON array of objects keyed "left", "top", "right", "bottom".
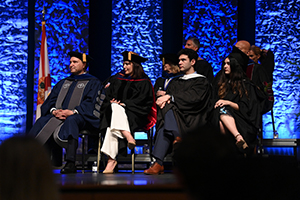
[
  {"left": 213, "top": 54, "right": 261, "bottom": 152},
  {"left": 99, "top": 51, "right": 156, "bottom": 173}
]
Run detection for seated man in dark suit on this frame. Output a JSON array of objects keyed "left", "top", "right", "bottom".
[{"left": 29, "top": 51, "right": 105, "bottom": 174}]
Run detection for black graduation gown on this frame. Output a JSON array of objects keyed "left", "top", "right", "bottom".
[
  {"left": 154, "top": 77, "right": 164, "bottom": 96},
  {"left": 100, "top": 73, "right": 156, "bottom": 154},
  {"left": 194, "top": 59, "right": 214, "bottom": 83},
  {"left": 248, "top": 51, "right": 275, "bottom": 114},
  {"left": 29, "top": 73, "right": 103, "bottom": 141},
  {"left": 100, "top": 74, "right": 155, "bottom": 132},
  {"left": 157, "top": 74, "right": 212, "bottom": 136},
  {"left": 210, "top": 80, "right": 263, "bottom": 147},
  {"left": 153, "top": 72, "right": 183, "bottom": 98},
  {"left": 259, "top": 50, "right": 275, "bottom": 82}
]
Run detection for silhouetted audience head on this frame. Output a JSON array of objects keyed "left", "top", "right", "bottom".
[
  {"left": 0, "top": 136, "right": 60, "bottom": 200},
  {"left": 173, "top": 126, "right": 300, "bottom": 200}
]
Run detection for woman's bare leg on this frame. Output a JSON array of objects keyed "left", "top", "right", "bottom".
[
  {"left": 120, "top": 130, "right": 136, "bottom": 150},
  {"left": 220, "top": 115, "right": 248, "bottom": 149},
  {"left": 120, "top": 130, "right": 135, "bottom": 143},
  {"left": 219, "top": 121, "right": 226, "bottom": 134},
  {"left": 103, "top": 156, "right": 117, "bottom": 173}
]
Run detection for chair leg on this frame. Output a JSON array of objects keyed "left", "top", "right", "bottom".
[
  {"left": 271, "top": 108, "right": 278, "bottom": 139},
  {"left": 97, "top": 135, "right": 101, "bottom": 173},
  {"left": 81, "top": 135, "right": 85, "bottom": 174},
  {"left": 148, "top": 128, "right": 154, "bottom": 163},
  {"left": 131, "top": 149, "right": 135, "bottom": 174}
]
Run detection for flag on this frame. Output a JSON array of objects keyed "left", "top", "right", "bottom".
[{"left": 36, "top": 21, "right": 51, "bottom": 120}]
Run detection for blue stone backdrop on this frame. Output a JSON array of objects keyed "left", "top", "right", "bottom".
[
  {"left": 34, "top": 0, "right": 89, "bottom": 120},
  {"left": 183, "top": 0, "right": 238, "bottom": 75},
  {"left": 0, "top": 0, "right": 28, "bottom": 142},
  {"left": 111, "top": 0, "right": 162, "bottom": 145},
  {"left": 111, "top": 0, "right": 163, "bottom": 85},
  {"left": 0, "top": 0, "right": 299, "bottom": 144},
  {"left": 256, "top": 0, "right": 300, "bottom": 138}
]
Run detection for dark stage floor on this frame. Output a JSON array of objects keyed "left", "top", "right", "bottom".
[
  {"left": 54, "top": 169, "right": 189, "bottom": 200},
  {"left": 55, "top": 170, "right": 179, "bottom": 186}
]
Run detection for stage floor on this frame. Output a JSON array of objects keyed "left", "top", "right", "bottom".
[
  {"left": 55, "top": 170, "right": 179, "bottom": 186},
  {"left": 55, "top": 170, "right": 189, "bottom": 200}
]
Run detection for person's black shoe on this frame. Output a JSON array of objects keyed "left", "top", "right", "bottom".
[{"left": 60, "top": 162, "right": 77, "bottom": 174}]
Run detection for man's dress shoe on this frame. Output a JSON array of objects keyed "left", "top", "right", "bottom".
[
  {"left": 60, "top": 162, "right": 77, "bottom": 174},
  {"left": 144, "top": 162, "right": 164, "bottom": 175},
  {"left": 173, "top": 136, "right": 182, "bottom": 150}
]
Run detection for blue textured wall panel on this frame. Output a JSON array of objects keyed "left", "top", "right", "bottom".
[
  {"left": 0, "top": 0, "right": 28, "bottom": 141},
  {"left": 34, "top": 0, "right": 89, "bottom": 120},
  {"left": 111, "top": 0, "right": 163, "bottom": 84},
  {"left": 183, "top": 0, "right": 238, "bottom": 75},
  {"left": 256, "top": 0, "right": 300, "bottom": 138}
]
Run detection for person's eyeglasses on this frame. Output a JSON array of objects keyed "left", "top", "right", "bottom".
[{"left": 249, "top": 55, "right": 254, "bottom": 58}]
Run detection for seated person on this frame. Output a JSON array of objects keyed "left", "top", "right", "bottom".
[
  {"left": 184, "top": 36, "right": 214, "bottom": 83},
  {"left": 212, "top": 40, "right": 251, "bottom": 93},
  {"left": 28, "top": 51, "right": 104, "bottom": 174},
  {"left": 210, "top": 55, "right": 264, "bottom": 155},
  {"left": 144, "top": 48, "right": 212, "bottom": 175},
  {"left": 154, "top": 53, "right": 183, "bottom": 98},
  {"left": 100, "top": 51, "right": 156, "bottom": 174}
]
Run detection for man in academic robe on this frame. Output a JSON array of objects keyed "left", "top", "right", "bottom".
[
  {"left": 247, "top": 47, "right": 275, "bottom": 114},
  {"left": 29, "top": 51, "right": 104, "bottom": 174},
  {"left": 184, "top": 37, "right": 214, "bottom": 83},
  {"left": 144, "top": 48, "right": 212, "bottom": 175}
]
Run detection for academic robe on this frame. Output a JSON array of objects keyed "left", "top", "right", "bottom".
[
  {"left": 29, "top": 73, "right": 103, "bottom": 144},
  {"left": 210, "top": 80, "right": 264, "bottom": 148},
  {"left": 100, "top": 72, "right": 156, "bottom": 153},
  {"left": 247, "top": 51, "right": 275, "bottom": 114},
  {"left": 194, "top": 59, "right": 214, "bottom": 83},
  {"left": 156, "top": 73, "right": 212, "bottom": 136},
  {"left": 259, "top": 50, "right": 275, "bottom": 81},
  {"left": 153, "top": 72, "right": 183, "bottom": 98}
]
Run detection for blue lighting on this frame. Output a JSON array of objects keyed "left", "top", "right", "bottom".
[
  {"left": 263, "top": 147, "right": 294, "bottom": 156},
  {"left": 133, "top": 180, "right": 148, "bottom": 185},
  {"left": 34, "top": 0, "right": 89, "bottom": 120},
  {"left": 183, "top": 0, "right": 238, "bottom": 75},
  {"left": 0, "top": 0, "right": 298, "bottom": 151},
  {"left": 0, "top": 0, "right": 28, "bottom": 142},
  {"left": 256, "top": 0, "right": 300, "bottom": 139},
  {"left": 111, "top": 0, "right": 163, "bottom": 84},
  {"left": 134, "top": 131, "right": 148, "bottom": 140}
]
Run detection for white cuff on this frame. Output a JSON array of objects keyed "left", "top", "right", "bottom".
[{"left": 50, "top": 108, "right": 57, "bottom": 114}]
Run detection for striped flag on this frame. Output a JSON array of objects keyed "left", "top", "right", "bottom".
[{"left": 36, "top": 21, "right": 51, "bottom": 120}]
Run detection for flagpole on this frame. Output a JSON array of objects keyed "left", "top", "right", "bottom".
[
  {"left": 36, "top": 6, "right": 51, "bottom": 121},
  {"left": 42, "top": 6, "right": 45, "bottom": 21}
]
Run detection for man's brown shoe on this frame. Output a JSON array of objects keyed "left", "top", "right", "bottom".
[
  {"left": 144, "top": 162, "right": 164, "bottom": 175},
  {"left": 173, "top": 136, "right": 182, "bottom": 150}
]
